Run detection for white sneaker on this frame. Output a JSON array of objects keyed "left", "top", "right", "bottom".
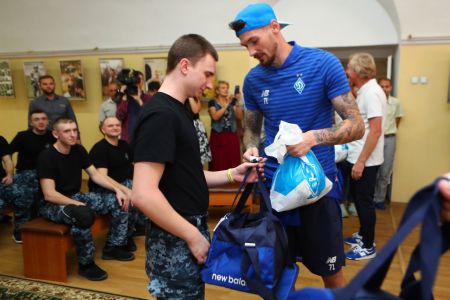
[{"left": 345, "top": 244, "right": 376, "bottom": 260}]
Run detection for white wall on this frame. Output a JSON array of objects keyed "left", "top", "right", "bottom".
[
  {"left": 395, "top": 0, "right": 450, "bottom": 40},
  {"left": 0, "top": 0, "right": 400, "bottom": 54},
  {"left": 276, "top": 0, "right": 398, "bottom": 47}
]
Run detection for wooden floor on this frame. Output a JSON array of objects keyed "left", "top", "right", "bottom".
[{"left": 1, "top": 203, "right": 449, "bottom": 299}]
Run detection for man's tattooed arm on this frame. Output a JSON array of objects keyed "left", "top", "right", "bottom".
[
  {"left": 312, "top": 91, "right": 364, "bottom": 146},
  {"left": 243, "top": 109, "right": 263, "bottom": 149}
]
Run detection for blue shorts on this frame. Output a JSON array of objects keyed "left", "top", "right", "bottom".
[
  {"left": 145, "top": 215, "right": 210, "bottom": 299},
  {"left": 286, "top": 196, "right": 345, "bottom": 276}
]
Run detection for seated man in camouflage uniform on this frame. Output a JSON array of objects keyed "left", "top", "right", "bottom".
[
  {"left": 37, "top": 117, "right": 134, "bottom": 281},
  {"left": 9, "top": 110, "right": 56, "bottom": 243},
  {"left": 0, "top": 136, "right": 27, "bottom": 243},
  {"left": 89, "top": 116, "right": 138, "bottom": 252}
]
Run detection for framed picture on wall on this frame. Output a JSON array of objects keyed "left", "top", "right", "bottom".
[
  {"left": 143, "top": 58, "right": 166, "bottom": 91},
  {"left": 99, "top": 58, "right": 123, "bottom": 98},
  {"left": 0, "top": 60, "right": 15, "bottom": 98},
  {"left": 23, "top": 61, "right": 46, "bottom": 99},
  {"left": 59, "top": 60, "right": 85, "bottom": 100}
]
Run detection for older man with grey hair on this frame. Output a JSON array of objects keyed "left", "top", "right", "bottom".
[{"left": 343, "top": 52, "right": 387, "bottom": 260}]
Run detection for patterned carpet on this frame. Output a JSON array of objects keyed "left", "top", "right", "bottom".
[{"left": 0, "top": 275, "right": 146, "bottom": 300}]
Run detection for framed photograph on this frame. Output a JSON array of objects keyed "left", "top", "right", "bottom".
[
  {"left": 59, "top": 60, "right": 85, "bottom": 100},
  {"left": 23, "top": 61, "right": 46, "bottom": 99},
  {"left": 0, "top": 60, "right": 15, "bottom": 98},
  {"left": 99, "top": 58, "right": 124, "bottom": 98},
  {"left": 143, "top": 58, "right": 166, "bottom": 91}
]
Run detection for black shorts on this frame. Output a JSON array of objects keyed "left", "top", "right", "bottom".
[{"left": 286, "top": 196, "right": 345, "bottom": 276}]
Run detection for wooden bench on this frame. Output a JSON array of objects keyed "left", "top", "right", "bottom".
[{"left": 20, "top": 216, "right": 109, "bottom": 282}]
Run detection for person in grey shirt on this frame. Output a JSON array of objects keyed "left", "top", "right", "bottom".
[
  {"left": 28, "top": 75, "right": 78, "bottom": 130},
  {"left": 98, "top": 82, "right": 119, "bottom": 123}
]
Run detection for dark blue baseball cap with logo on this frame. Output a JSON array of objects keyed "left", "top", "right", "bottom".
[{"left": 230, "top": 3, "right": 290, "bottom": 37}]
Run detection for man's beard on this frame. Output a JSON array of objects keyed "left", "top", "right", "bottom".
[
  {"left": 259, "top": 53, "right": 276, "bottom": 67},
  {"left": 42, "top": 88, "right": 55, "bottom": 96},
  {"left": 259, "top": 42, "right": 278, "bottom": 67}
]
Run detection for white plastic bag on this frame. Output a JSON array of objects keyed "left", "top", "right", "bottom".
[
  {"left": 265, "top": 121, "right": 332, "bottom": 212},
  {"left": 334, "top": 144, "right": 349, "bottom": 163}
]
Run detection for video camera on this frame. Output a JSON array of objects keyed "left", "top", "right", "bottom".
[{"left": 117, "top": 68, "right": 140, "bottom": 96}]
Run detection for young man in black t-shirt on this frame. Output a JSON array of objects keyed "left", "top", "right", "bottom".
[
  {"left": 89, "top": 116, "right": 138, "bottom": 251},
  {"left": 132, "top": 34, "right": 261, "bottom": 299},
  {"left": 0, "top": 136, "right": 27, "bottom": 243},
  {"left": 9, "top": 110, "right": 55, "bottom": 242},
  {"left": 37, "top": 118, "right": 134, "bottom": 281}
]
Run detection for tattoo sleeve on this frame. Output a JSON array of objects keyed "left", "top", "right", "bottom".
[
  {"left": 313, "top": 91, "right": 364, "bottom": 146},
  {"left": 243, "top": 109, "right": 263, "bottom": 149}
]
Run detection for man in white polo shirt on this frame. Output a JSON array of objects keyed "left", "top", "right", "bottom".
[{"left": 344, "top": 53, "right": 387, "bottom": 260}]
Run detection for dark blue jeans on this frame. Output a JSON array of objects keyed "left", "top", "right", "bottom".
[{"left": 342, "top": 161, "right": 379, "bottom": 248}]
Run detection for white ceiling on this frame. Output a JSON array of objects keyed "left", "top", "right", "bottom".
[{"left": 0, "top": 0, "right": 448, "bottom": 54}]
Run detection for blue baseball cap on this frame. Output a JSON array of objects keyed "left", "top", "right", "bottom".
[{"left": 230, "top": 3, "right": 290, "bottom": 37}]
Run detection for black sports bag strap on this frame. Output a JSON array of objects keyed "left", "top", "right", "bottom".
[
  {"left": 334, "top": 180, "right": 442, "bottom": 300},
  {"left": 256, "top": 171, "right": 274, "bottom": 215},
  {"left": 399, "top": 196, "right": 450, "bottom": 299},
  {"left": 230, "top": 167, "right": 254, "bottom": 214},
  {"left": 233, "top": 168, "right": 275, "bottom": 216}
]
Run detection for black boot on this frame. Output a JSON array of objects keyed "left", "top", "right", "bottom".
[
  {"left": 122, "top": 237, "right": 137, "bottom": 252},
  {"left": 78, "top": 262, "right": 108, "bottom": 281},
  {"left": 102, "top": 246, "right": 135, "bottom": 261}
]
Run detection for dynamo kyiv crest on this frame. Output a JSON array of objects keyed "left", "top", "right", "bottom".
[{"left": 294, "top": 77, "right": 305, "bottom": 95}]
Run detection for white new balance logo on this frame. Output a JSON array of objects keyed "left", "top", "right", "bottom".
[
  {"left": 261, "top": 89, "right": 270, "bottom": 104},
  {"left": 326, "top": 256, "right": 337, "bottom": 264}
]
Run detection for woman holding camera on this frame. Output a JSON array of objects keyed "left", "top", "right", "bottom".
[
  {"left": 208, "top": 80, "right": 243, "bottom": 171},
  {"left": 116, "top": 71, "right": 151, "bottom": 143}
]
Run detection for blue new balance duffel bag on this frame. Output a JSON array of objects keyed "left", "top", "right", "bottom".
[{"left": 202, "top": 170, "right": 298, "bottom": 300}]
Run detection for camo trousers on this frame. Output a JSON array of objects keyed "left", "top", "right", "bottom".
[
  {"left": 39, "top": 191, "right": 128, "bottom": 265},
  {"left": 0, "top": 177, "right": 30, "bottom": 231},
  {"left": 145, "top": 215, "right": 210, "bottom": 300},
  {"left": 91, "top": 179, "right": 138, "bottom": 238},
  {"left": 13, "top": 169, "right": 40, "bottom": 222}
]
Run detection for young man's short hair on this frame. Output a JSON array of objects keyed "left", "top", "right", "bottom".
[
  {"left": 29, "top": 109, "right": 48, "bottom": 119},
  {"left": 166, "top": 34, "right": 219, "bottom": 74},
  {"left": 53, "top": 117, "right": 75, "bottom": 130}
]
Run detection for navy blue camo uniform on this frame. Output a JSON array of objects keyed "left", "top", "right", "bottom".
[
  {"left": 0, "top": 136, "right": 27, "bottom": 232},
  {"left": 37, "top": 144, "right": 128, "bottom": 265},
  {"left": 133, "top": 92, "right": 210, "bottom": 299},
  {"left": 10, "top": 129, "right": 55, "bottom": 217},
  {"left": 88, "top": 138, "right": 138, "bottom": 241}
]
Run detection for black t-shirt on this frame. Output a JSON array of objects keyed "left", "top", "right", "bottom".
[
  {"left": 0, "top": 136, "right": 11, "bottom": 178},
  {"left": 88, "top": 138, "right": 133, "bottom": 190},
  {"left": 133, "top": 92, "right": 208, "bottom": 216},
  {"left": 10, "top": 129, "right": 55, "bottom": 170},
  {"left": 37, "top": 144, "right": 91, "bottom": 196}
]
